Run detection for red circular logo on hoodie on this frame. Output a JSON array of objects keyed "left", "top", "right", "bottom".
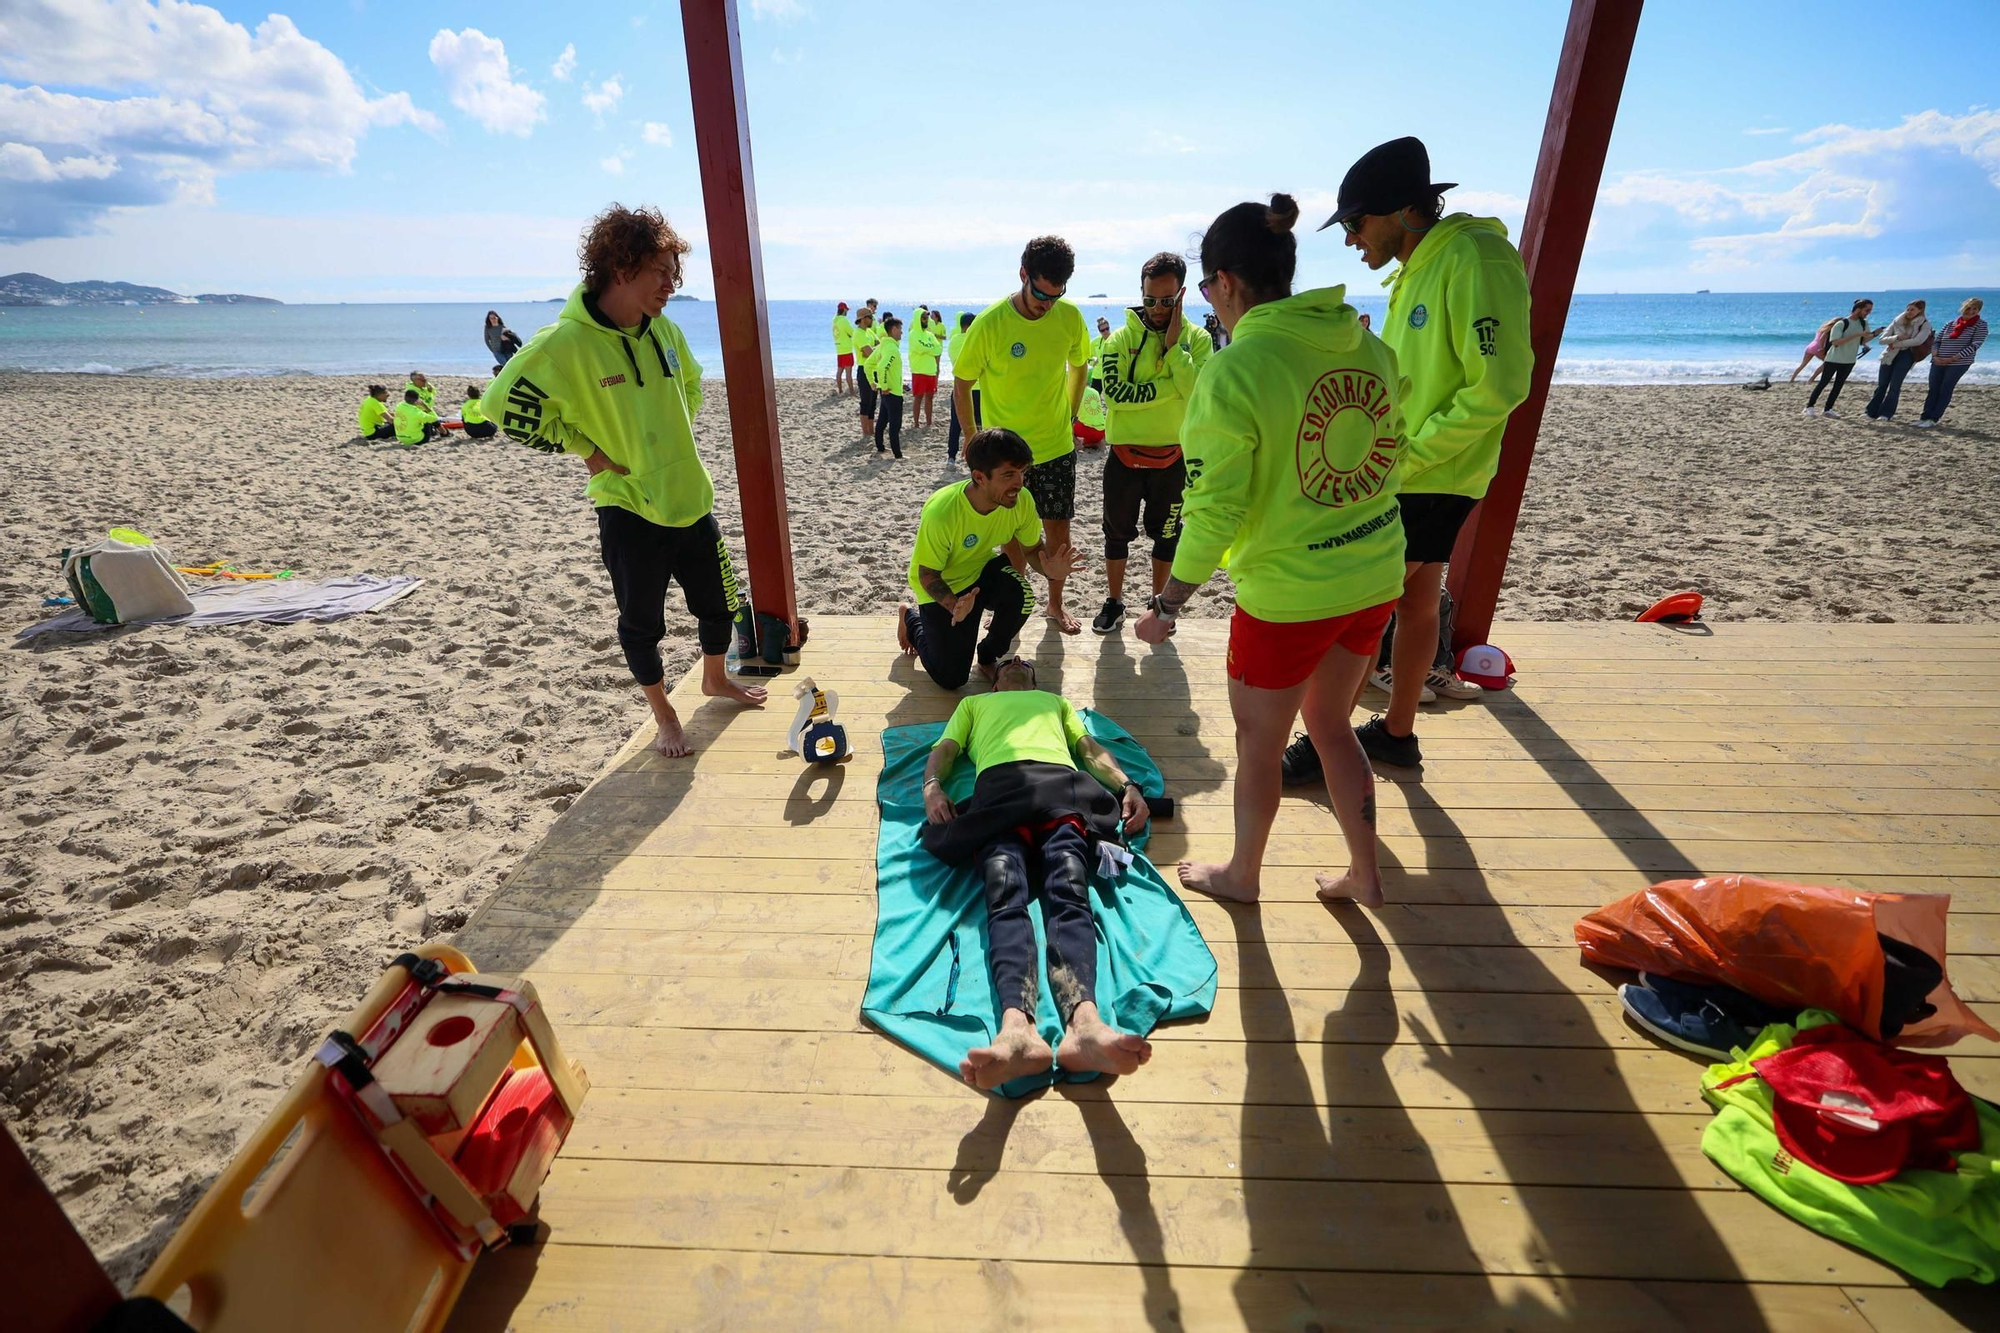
[{"left": 1295, "top": 368, "right": 1399, "bottom": 507}]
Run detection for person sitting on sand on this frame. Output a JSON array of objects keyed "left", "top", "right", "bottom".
[
  {"left": 899, "top": 428, "right": 1083, "bottom": 690},
  {"left": 393, "top": 387, "right": 443, "bottom": 446},
  {"left": 459, "top": 384, "right": 498, "bottom": 438},
  {"left": 357, "top": 384, "right": 396, "bottom": 440},
  {"left": 405, "top": 371, "right": 436, "bottom": 413},
  {"left": 920, "top": 655, "right": 1154, "bottom": 1088},
  {"left": 485, "top": 202, "right": 767, "bottom": 757}
]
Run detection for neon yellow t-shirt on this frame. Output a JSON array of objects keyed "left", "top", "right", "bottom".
[
  {"left": 833, "top": 313, "right": 854, "bottom": 355},
  {"left": 940, "top": 689, "right": 1087, "bottom": 777},
  {"left": 907, "top": 481, "right": 1042, "bottom": 603},
  {"left": 462, "top": 395, "right": 487, "bottom": 425},
  {"left": 358, "top": 396, "right": 390, "bottom": 435},
  {"left": 853, "top": 323, "right": 880, "bottom": 366},
  {"left": 949, "top": 297, "right": 1092, "bottom": 464},
  {"left": 393, "top": 401, "right": 438, "bottom": 445},
  {"left": 405, "top": 381, "right": 435, "bottom": 411}
]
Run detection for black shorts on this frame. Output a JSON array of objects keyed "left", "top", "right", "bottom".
[
  {"left": 857, "top": 372, "right": 878, "bottom": 417},
  {"left": 1400, "top": 492, "right": 1478, "bottom": 564},
  {"left": 1024, "top": 448, "right": 1078, "bottom": 522},
  {"left": 1102, "top": 452, "right": 1186, "bottom": 561}
]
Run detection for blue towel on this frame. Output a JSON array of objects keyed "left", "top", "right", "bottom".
[{"left": 864, "top": 710, "right": 1218, "bottom": 1097}]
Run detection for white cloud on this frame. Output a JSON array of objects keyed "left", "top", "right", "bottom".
[
  {"left": 550, "top": 43, "right": 576, "bottom": 81},
  {"left": 0, "top": 0, "right": 439, "bottom": 239},
  {"left": 0, "top": 142, "right": 118, "bottom": 181},
  {"left": 1744, "top": 126, "right": 1792, "bottom": 136},
  {"left": 601, "top": 150, "right": 630, "bottom": 175},
  {"left": 641, "top": 122, "right": 673, "bottom": 148},
  {"left": 749, "top": 0, "right": 808, "bottom": 20},
  {"left": 581, "top": 76, "right": 624, "bottom": 120},
  {"left": 429, "top": 28, "right": 545, "bottom": 137}
]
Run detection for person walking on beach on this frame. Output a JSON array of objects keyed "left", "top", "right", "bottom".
[
  {"left": 946, "top": 310, "right": 980, "bottom": 465},
  {"left": 484, "top": 311, "right": 522, "bottom": 372},
  {"left": 897, "top": 428, "right": 1084, "bottom": 690},
  {"left": 357, "top": 384, "right": 395, "bottom": 441},
  {"left": 485, "top": 202, "right": 767, "bottom": 758},
  {"left": 853, "top": 307, "right": 881, "bottom": 442},
  {"left": 832, "top": 301, "right": 856, "bottom": 395},
  {"left": 1864, "top": 299, "right": 1931, "bottom": 422},
  {"left": 1918, "top": 297, "right": 1986, "bottom": 428},
  {"left": 950, "top": 236, "right": 1095, "bottom": 634},
  {"left": 909, "top": 307, "right": 944, "bottom": 429},
  {"left": 1131, "top": 195, "right": 1407, "bottom": 909},
  {"left": 1803, "top": 299, "right": 1874, "bottom": 418},
  {"left": 1308, "top": 135, "right": 1532, "bottom": 775},
  {"left": 871, "top": 315, "right": 907, "bottom": 459},
  {"left": 1090, "top": 250, "right": 1212, "bottom": 635}
]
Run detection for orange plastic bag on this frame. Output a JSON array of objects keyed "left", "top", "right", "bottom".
[{"left": 1575, "top": 875, "right": 1997, "bottom": 1048}]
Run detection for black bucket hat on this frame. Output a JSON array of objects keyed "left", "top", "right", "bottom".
[{"left": 1319, "top": 136, "right": 1458, "bottom": 232}]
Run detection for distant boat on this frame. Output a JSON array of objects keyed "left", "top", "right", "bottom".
[
  {"left": 1695, "top": 289, "right": 1710, "bottom": 294},
  {"left": 1087, "top": 293, "right": 1107, "bottom": 298}
]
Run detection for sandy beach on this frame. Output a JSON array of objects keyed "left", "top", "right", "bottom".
[{"left": 1, "top": 370, "right": 1995, "bottom": 1278}]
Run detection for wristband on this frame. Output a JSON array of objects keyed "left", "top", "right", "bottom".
[{"left": 1150, "top": 594, "right": 1179, "bottom": 621}]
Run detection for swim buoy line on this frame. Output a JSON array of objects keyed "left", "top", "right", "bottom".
[{"left": 1636, "top": 590, "right": 1704, "bottom": 623}]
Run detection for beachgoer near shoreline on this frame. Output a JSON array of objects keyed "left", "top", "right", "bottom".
[
  {"left": 871, "top": 316, "right": 907, "bottom": 459},
  {"left": 950, "top": 237, "right": 1094, "bottom": 634},
  {"left": 1311, "top": 134, "right": 1532, "bottom": 775},
  {"left": 946, "top": 311, "right": 980, "bottom": 465},
  {"left": 393, "top": 388, "right": 442, "bottom": 445},
  {"left": 1865, "top": 300, "right": 1931, "bottom": 423},
  {"left": 485, "top": 202, "right": 767, "bottom": 758},
  {"left": 460, "top": 384, "right": 497, "bottom": 438},
  {"left": 357, "top": 384, "right": 395, "bottom": 440},
  {"left": 909, "top": 307, "right": 943, "bottom": 430},
  {"left": 920, "top": 659, "right": 1153, "bottom": 1088},
  {"left": 833, "top": 302, "right": 856, "bottom": 395},
  {"left": 1131, "top": 194, "right": 1406, "bottom": 909},
  {"left": 1918, "top": 297, "right": 1986, "bottom": 428},
  {"left": 897, "top": 428, "right": 1083, "bottom": 690},
  {"left": 1803, "top": 299, "right": 1874, "bottom": 418},
  {"left": 853, "top": 308, "right": 880, "bottom": 441},
  {"left": 1359, "top": 312, "right": 1372, "bottom": 332},
  {"left": 484, "top": 311, "right": 522, "bottom": 372},
  {"left": 1091, "top": 250, "right": 1211, "bottom": 636}
]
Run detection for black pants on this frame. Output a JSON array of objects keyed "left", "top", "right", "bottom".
[
  {"left": 947, "top": 387, "right": 983, "bottom": 461},
  {"left": 1102, "top": 452, "right": 1186, "bottom": 563},
  {"left": 905, "top": 555, "right": 1032, "bottom": 689},
  {"left": 462, "top": 420, "right": 498, "bottom": 439},
  {"left": 875, "top": 392, "right": 904, "bottom": 457},
  {"left": 365, "top": 424, "right": 396, "bottom": 441},
  {"left": 858, "top": 369, "right": 878, "bottom": 420},
  {"left": 596, "top": 506, "right": 739, "bottom": 685},
  {"left": 980, "top": 820, "right": 1097, "bottom": 1023},
  {"left": 1865, "top": 350, "right": 1916, "bottom": 419},
  {"left": 1808, "top": 360, "right": 1853, "bottom": 410}
]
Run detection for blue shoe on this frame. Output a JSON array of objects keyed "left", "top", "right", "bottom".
[
  {"left": 1637, "top": 972, "right": 1792, "bottom": 1030},
  {"left": 1619, "top": 982, "right": 1760, "bottom": 1061}
]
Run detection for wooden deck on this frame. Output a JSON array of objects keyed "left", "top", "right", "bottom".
[{"left": 444, "top": 618, "right": 2000, "bottom": 1332}]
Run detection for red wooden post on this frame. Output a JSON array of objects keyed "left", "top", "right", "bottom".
[
  {"left": 1445, "top": 0, "right": 1643, "bottom": 650},
  {"left": 681, "top": 0, "right": 798, "bottom": 637}
]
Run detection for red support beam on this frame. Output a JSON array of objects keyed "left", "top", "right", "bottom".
[
  {"left": 681, "top": 0, "right": 798, "bottom": 637},
  {"left": 1445, "top": 0, "right": 1643, "bottom": 650}
]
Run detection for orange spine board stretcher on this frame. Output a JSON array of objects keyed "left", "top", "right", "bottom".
[
  {"left": 134, "top": 944, "right": 589, "bottom": 1333},
  {"left": 1635, "top": 590, "right": 1704, "bottom": 623}
]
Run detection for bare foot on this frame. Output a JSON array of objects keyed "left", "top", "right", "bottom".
[
  {"left": 1057, "top": 1015, "right": 1151, "bottom": 1078},
  {"left": 960, "top": 1026, "right": 1053, "bottom": 1090},
  {"left": 1049, "top": 609, "right": 1082, "bottom": 635},
  {"left": 895, "top": 601, "right": 916, "bottom": 656},
  {"left": 1178, "top": 860, "right": 1260, "bottom": 903},
  {"left": 1315, "top": 869, "right": 1384, "bottom": 909},
  {"left": 703, "top": 677, "right": 769, "bottom": 706},
  {"left": 651, "top": 715, "right": 692, "bottom": 758}
]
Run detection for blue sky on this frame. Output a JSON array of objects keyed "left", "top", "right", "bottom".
[{"left": 2, "top": 0, "right": 1995, "bottom": 302}]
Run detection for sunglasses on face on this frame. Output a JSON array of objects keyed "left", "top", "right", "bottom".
[
  {"left": 1339, "top": 215, "right": 1364, "bottom": 236},
  {"left": 1198, "top": 273, "right": 1218, "bottom": 300},
  {"left": 1140, "top": 290, "right": 1183, "bottom": 308},
  {"left": 1027, "top": 279, "right": 1065, "bottom": 303}
]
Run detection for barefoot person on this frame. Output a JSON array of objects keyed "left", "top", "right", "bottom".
[
  {"left": 920, "top": 656, "right": 1154, "bottom": 1088},
  {"left": 1091, "top": 250, "right": 1212, "bottom": 634},
  {"left": 1133, "top": 194, "right": 1407, "bottom": 908},
  {"left": 832, "top": 301, "right": 856, "bottom": 395},
  {"left": 909, "top": 308, "right": 944, "bottom": 429},
  {"left": 1317, "top": 135, "right": 1532, "bottom": 773},
  {"left": 899, "top": 428, "right": 1083, "bottom": 690},
  {"left": 950, "top": 236, "right": 1095, "bottom": 634},
  {"left": 487, "top": 202, "right": 767, "bottom": 757}
]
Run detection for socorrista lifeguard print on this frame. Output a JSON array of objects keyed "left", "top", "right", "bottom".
[{"left": 1295, "top": 367, "right": 1399, "bottom": 508}]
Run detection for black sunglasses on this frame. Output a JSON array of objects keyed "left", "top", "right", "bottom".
[
  {"left": 1027, "top": 278, "right": 1065, "bottom": 303},
  {"left": 1339, "top": 215, "right": 1364, "bottom": 236},
  {"left": 1197, "top": 273, "right": 1219, "bottom": 300},
  {"left": 1140, "top": 289, "right": 1184, "bottom": 308}
]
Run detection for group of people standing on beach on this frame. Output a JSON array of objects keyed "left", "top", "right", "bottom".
[
  {"left": 1791, "top": 294, "right": 1986, "bottom": 426},
  {"left": 471, "top": 134, "right": 1534, "bottom": 926}
]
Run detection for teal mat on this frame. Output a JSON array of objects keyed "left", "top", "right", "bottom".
[{"left": 864, "top": 710, "right": 1218, "bottom": 1098}]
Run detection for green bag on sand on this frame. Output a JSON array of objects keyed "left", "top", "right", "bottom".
[
  {"left": 1702, "top": 1011, "right": 2000, "bottom": 1286},
  {"left": 865, "top": 711, "right": 1218, "bottom": 1099}
]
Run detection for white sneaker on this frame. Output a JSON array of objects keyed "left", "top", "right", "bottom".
[
  {"left": 1801, "top": 407, "right": 1818, "bottom": 417},
  {"left": 1916, "top": 420, "right": 1937, "bottom": 428},
  {"left": 1368, "top": 668, "right": 1436, "bottom": 705},
  {"left": 1823, "top": 409, "right": 1842, "bottom": 419},
  {"left": 1426, "top": 666, "right": 1484, "bottom": 700}
]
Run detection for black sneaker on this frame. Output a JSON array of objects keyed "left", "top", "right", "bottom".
[
  {"left": 1280, "top": 731, "right": 1322, "bottom": 786},
  {"left": 1091, "top": 598, "right": 1126, "bottom": 634},
  {"left": 1355, "top": 715, "right": 1422, "bottom": 768}
]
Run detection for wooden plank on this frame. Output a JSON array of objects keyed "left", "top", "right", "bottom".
[
  {"left": 1841, "top": 1286, "right": 2000, "bottom": 1333},
  {"left": 448, "top": 1245, "right": 1880, "bottom": 1333}
]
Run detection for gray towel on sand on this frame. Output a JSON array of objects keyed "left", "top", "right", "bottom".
[{"left": 19, "top": 574, "right": 422, "bottom": 638}]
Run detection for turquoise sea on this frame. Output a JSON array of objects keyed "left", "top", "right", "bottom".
[{"left": 2, "top": 290, "right": 1992, "bottom": 385}]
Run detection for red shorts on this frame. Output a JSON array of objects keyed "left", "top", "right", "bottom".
[
  {"left": 1226, "top": 599, "right": 1397, "bottom": 690},
  {"left": 836, "top": 353, "right": 855, "bottom": 368},
  {"left": 912, "top": 373, "right": 938, "bottom": 396},
  {"left": 1072, "top": 419, "right": 1106, "bottom": 445}
]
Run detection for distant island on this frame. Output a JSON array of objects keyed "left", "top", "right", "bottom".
[
  {"left": 0, "top": 272, "right": 280, "bottom": 306},
  {"left": 669, "top": 294, "right": 701, "bottom": 302}
]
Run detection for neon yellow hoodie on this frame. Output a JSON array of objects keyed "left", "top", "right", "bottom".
[
  {"left": 1382, "top": 213, "right": 1533, "bottom": 498},
  {"left": 461, "top": 394, "right": 487, "bottom": 425},
  {"left": 1100, "top": 305, "right": 1213, "bottom": 447},
  {"left": 1171, "top": 286, "right": 1407, "bottom": 622},
  {"left": 405, "top": 381, "right": 435, "bottom": 412},
  {"left": 909, "top": 320, "right": 942, "bottom": 377},
  {"left": 485, "top": 282, "right": 712, "bottom": 528},
  {"left": 393, "top": 400, "right": 438, "bottom": 445},
  {"left": 853, "top": 321, "right": 881, "bottom": 370},
  {"left": 832, "top": 312, "right": 854, "bottom": 355},
  {"left": 870, "top": 334, "right": 905, "bottom": 395},
  {"left": 358, "top": 396, "right": 390, "bottom": 435}
]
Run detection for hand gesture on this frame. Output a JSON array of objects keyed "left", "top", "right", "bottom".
[
  {"left": 947, "top": 587, "right": 980, "bottom": 625},
  {"left": 1119, "top": 785, "right": 1150, "bottom": 834},
  {"left": 1040, "top": 542, "right": 1085, "bottom": 581},
  {"left": 585, "top": 447, "right": 629, "bottom": 477},
  {"left": 925, "top": 782, "right": 956, "bottom": 825},
  {"left": 1133, "top": 608, "right": 1175, "bottom": 644},
  {"left": 1163, "top": 299, "right": 1184, "bottom": 349}
]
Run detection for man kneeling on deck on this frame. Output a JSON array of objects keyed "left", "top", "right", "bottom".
[{"left": 920, "top": 656, "right": 1154, "bottom": 1089}]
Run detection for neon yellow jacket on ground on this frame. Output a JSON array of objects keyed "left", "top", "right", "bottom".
[
  {"left": 461, "top": 395, "right": 487, "bottom": 425},
  {"left": 1171, "top": 286, "right": 1408, "bottom": 622},
  {"left": 392, "top": 401, "right": 438, "bottom": 445},
  {"left": 1381, "top": 213, "right": 1533, "bottom": 498},
  {"left": 1100, "top": 306, "right": 1213, "bottom": 447},
  {"left": 485, "top": 282, "right": 712, "bottom": 529},
  {"left": 909, "top": 323, "right": 942, "bottom": 377},
  {"left": 358, "top": 396, "right": 390, "bottom": 435},
  {"left": 870, "top": 337, "right": 905, "bottom": 395},
  {"left": 833, "top": 312, "right": 854, "bottom": 355}
]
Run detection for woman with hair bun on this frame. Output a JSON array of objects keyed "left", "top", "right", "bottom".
[{"left": 1133, "top": 193, "right": 1408, "bottom": 909}]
